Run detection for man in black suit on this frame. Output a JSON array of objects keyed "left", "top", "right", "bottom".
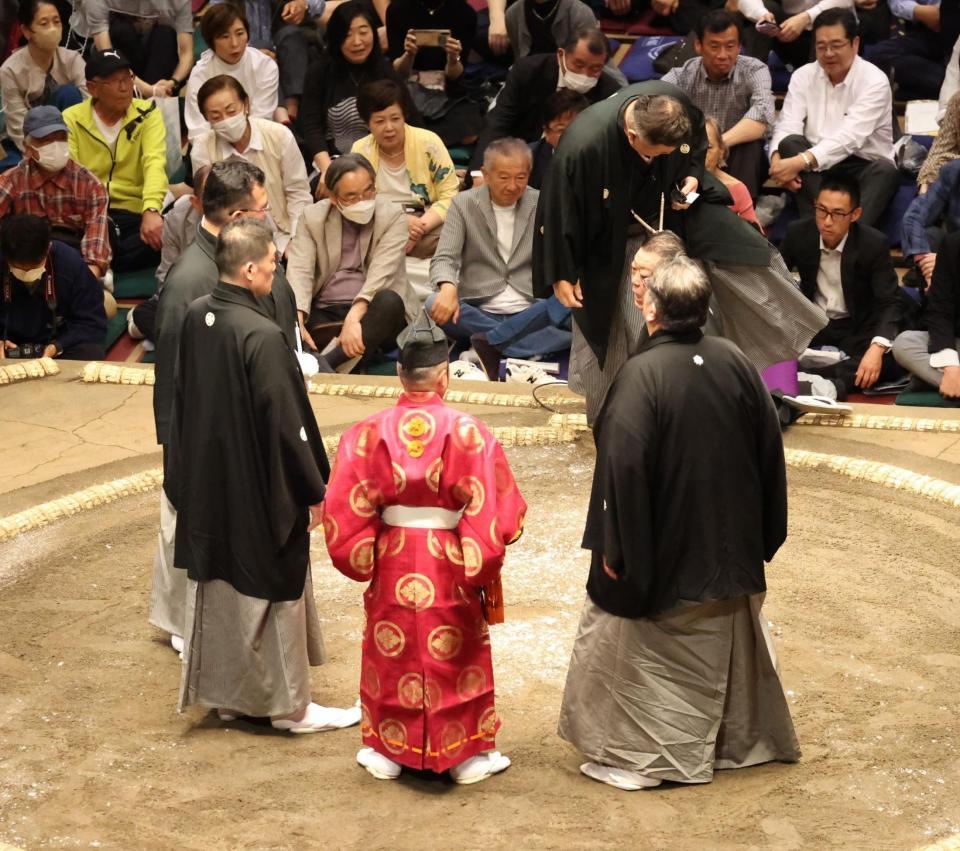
[
  {"left": 893, "top": 232, "right": 960, "bottom": 403},
  {"left": 779, "top": 171, "right": 904, "bottom": 395},
  {"left": 468, "top": 27, "right": 623, "bottom": 173}
]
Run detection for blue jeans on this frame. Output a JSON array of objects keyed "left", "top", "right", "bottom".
[{"left": 425, "top": 293, "right": 572, "bottom": 359}]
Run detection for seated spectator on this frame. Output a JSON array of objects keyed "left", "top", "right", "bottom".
[
  {"left": 156, "top": 165, "right": 210, "bottom": 286},
  {"left": 63, "top": 50, "right": 168, "bottom": 273},
  {"left": 704, "top": 117, "right": 762, "bottom": 230},
  {"left": 869, "top": 0, "right": 948, "bottom": 100},
  {"left": 208, "top": 0, "right": 324, "bottom": 121},
  {"left": 286, "top": 153, "right": 413, "bottom": 373},
  {"left": 852, "top": 0, "right": 891, "bottom": 45},
  {"left": 779, "top": 172, "right": 904, "bottom": 394},
  {"left": 937, "top": 34, "right": 959, "bottom": 122},
  {"left": 0, "top": 106, "right": 112, "bottom": 284},
  {"left": 68, "top": 0, "right": 195, "bottom": 98},
  {"left": 769, "top": 9, "right": 898, "bottom": 228},
  {"left": 299, "top": 2, "right": 398, "bottom": 182},
  {"left": 0, "top": 1, "right": 86, "bottom": 157},
  {"left": 351, "top": 79, "right": 459, "bottom": 259},
  {"left": 428, "top": 138, "right": 572, "bottom": 380},
  {"left": 892, "top": 231, "right": 960, "bottom": 402},
  {"left": 469, "top": 27, "right": 623, "bottom": 172},
  {"left": 738, "top": 0, "right": 853, "bottom": 69},
  {"left": 528, "top": 89, "right": 589, "bottom": 190},
  {"left": 662, "top": 11, "right": 774, "bottom": 200},
  {"left": 387, "top": 0, "right": 484, "bottom": 147},
  {"left": 0, "top": 214, "right": 106, "bottom": 361},
  {"left": 191, "top": 75, "right": 311, "bottom": 257},
  {"left": 901, "top": 159, "right": 960, "bottom": 290},
  {"left": 918, "top": 91, "right": 960, "bottom": 192},
  {"left": 184, "top": 4, "right": 280, "bottom": 141}
]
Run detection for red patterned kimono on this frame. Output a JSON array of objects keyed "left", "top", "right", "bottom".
[{"left": 322, "top": 392, "right": 526, "bottom": 773}]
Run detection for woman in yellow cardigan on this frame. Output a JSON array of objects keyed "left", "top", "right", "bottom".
[{"left": 352, "top": 79, "right": 460, "bottom": 258}]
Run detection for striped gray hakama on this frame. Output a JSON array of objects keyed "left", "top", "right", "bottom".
[
  {"left": 147, "top": 490, "right": 184, "bottom": 637},
  {"left": 558, "top": 594, "right": 801, "bottom": 784},
  {"left": 178, "top": 570, "right": 326, "bottom": 718}
]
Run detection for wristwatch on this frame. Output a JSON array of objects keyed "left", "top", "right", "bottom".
[
  {"left": 170, "top": 78, "right": 185, "bottom": 96},
  {"left": 799, "top": 151, "right": 814, "bottom": 171}
]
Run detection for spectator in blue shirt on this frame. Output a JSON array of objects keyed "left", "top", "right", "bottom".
[
  {"left": 869, "top": 0, "right": 949, "bottom": 100},
  {"left": 901, "top": 158, "right": 960, "bottom": 288}
]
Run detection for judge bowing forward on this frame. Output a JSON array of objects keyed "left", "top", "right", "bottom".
[
  {"left": 559, "top": 256, "right": 800, "bottom": 791},
  {"left": 168, "top": 219, "right": 361, "bottom": 734}
]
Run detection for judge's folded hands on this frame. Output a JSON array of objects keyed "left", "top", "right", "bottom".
[
  {"left": 553, "top": 280, "right": 584, "bottom": 309},
  {"left": 429, "top": 282, "right": 461, "bottom": 324}
]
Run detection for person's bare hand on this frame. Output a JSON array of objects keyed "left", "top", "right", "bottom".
[
  {"left": 259, "top": 47, "right": 278, "bottom": 60},
  {"left": 429, "top": 283, "right": 460, "bottom": 324},
  {"left": 671, "top": 175, "right": 699, "bottom": 210},
  {"left": 444, "top": 35, "right": 463, "bottom": 66},
  {"left": 941, "top": 366, "right": 960, "bottom": 398},
  {"left": 141, "top": 210, "right": 164, "bottom": 252},
  {"left": 854, "top": 343, "right": 885, "bottom": 389},
  {"left": 778, "top": 12, "right": 810, "bottom": 42},
  {"left": 488, "top": 20, "right": 509, "bottom": 53},
  {"left": 403, "top": 29, "right": 418, "bottom": 56},
  {"left": 0, "top": 340, "right": 16, "bottom": 359},
  {"left": 307, "top": 502, "right": 324, "bottom": 532},
  {"left": 340, "top": 317, "right": 365, "bottom": 358},
  {"left": 298, "top": 313, "right": 318, "bottom": 351},
  {"left": 407, "top": 215, "right": 427, "bottom": 242},
  {"left": 152, "top": 78, "right": 175, "bottom": 97},
  {"left": 602, "top": 559, "right": 618, "bottom": 580},
  {"left": 554, "top": 279, "right": 583, "bottom": 308},
  {"left": 607, "top": 0, "right": 632, "bottom": 14},
  {"left": 769, "top": 153, "right": 805, "bottom": 185},
  {"left": 43, "top": 343, "right": 58, "bottom": 358},
  {"left": 282, "top": 0, "right": 308, "bottom": 24},
  {"left": 916, "top": 253, "right": 937, "bottom": 286},
  {"left": 651, "top": 0, "right": 679, "bottom": 15}
]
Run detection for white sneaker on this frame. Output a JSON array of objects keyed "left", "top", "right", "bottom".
[
  {"left": 126, "top": 309, "right": 145, "bottom": 340},
  {"left": 101, "top": 268, "right": 115, "bottom": 294},
  {"left": 449, "top": 360, "right": 489, "bottom": 381},
  {"left": 449, "top": 750, "right": 511, "bottom": 785},
  {"left": 505, "top": 362, "right": 553, "bottom": 387},
  {"left": 357, "top": 747, "right": 402, "bottom": 780},
  {"left": 579, "top": 761, "right": 662, "bottom": 791},
  {"left": 170, "top": 634, "right": 184, "bottom": 659},
  {"left": 460, "top": 347, "right": 483, "bottom": 367},
  {"left": 271, "top": 702, "right": 362, "bottom": 734}
]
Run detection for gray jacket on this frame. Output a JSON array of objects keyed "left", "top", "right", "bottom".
[{"left": 429, "top": 185, "right": 538, "bottom": 301}]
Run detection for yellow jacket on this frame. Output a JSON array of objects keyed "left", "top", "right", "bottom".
[{"left": 63, "top": 97, "right": 168, "bottom": 215}]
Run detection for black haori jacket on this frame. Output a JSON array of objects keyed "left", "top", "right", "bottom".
[
  {"left": 167, "top": 283, "right": 330, "bottom": 602},
  {"left": 582, "top": 329, "right": 788, "bottom": 619}
]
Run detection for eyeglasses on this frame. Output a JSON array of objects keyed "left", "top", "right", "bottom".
[
  {"left": 815, "top": 39, "right": 852, "bottom": 54},
  {"left": 813, "top": 205, "right": 854, "bottom": 221},
  {"left": 338, "top": 186, "right": 376, "bottom": 204},
  {"left": 237, "top": 203, "right": 271, "bottom": 214}
]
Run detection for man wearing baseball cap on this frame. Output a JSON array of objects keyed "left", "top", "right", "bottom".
[
  {"left": 0, "top": 106, "right": 113, "bottom": 308},
  {"left": 62, "top": 50, "right": 168, "bottom": 274}
]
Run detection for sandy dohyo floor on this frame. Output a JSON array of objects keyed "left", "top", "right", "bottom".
[{"left": 0, "top": 441, "right": 959, "bottom": 850}]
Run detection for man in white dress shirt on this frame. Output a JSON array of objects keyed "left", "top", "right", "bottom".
[{"left": 769, "top": 8, "right": 899, "bottom": 227}]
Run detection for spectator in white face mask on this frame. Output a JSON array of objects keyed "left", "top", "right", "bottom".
[
  {"left": 286, "top": 153, "right": 417, "bottom": 374},
  {"left": 191, "top": 75, "right": 312, "bottom": 260},
  {"left": 0, "top": 106, "right": 114, "bottom": 310}
]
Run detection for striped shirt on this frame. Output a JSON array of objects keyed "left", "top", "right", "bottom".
[
  {"left": 0, "top": 158, "right": 112, "bottom": 273},
  {"left": 661, "top": 57, "right": 775, "bottom": 133}
]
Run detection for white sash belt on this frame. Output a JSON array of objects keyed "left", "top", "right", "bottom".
[{"left": 381, "top": 505, "right": 463, "bottom": 529}]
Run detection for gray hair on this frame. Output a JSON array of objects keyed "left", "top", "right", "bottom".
[
  {"left": 641, "top": 230, "right": 686, "bottom": 261},
  {"left": 630, "top": 94, "right": 692, "bottom": 147},
  {"left": 645, "top": 254, "right": 711, "bottom": 332},
  {"left": 397, "top": 361, "right": 448, "bottom": 390},
  {"left": 482, "top": 137, "right": 533, "bottom": 171},
  {"left": 215, "top": 218, "right": 275, "bottom": 279},
  {"left": 324, "top": 152, "right": 376, "bottom": 194}
]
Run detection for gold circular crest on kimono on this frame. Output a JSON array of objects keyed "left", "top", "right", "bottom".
[
  {"left": 360, "top": 703, "right": 374, "bottom": 737},
  {"left": 374, "top": 620, "right": 406, "bottom": 657},
  {"left": 426, "top": 457, "right": 443, "bottom": 493},
  {"left": 349, "top": 481, "right": 379, "bottom": 517},
  {"left": 478, "top": 706, "right": 498, "bottom": 741},
  {"left": 452, "top": 416, "right": 485, "bottom": 454},
  {"left": 424, "top": 677, "right": 442, "bottom": 709},
  {"left": 427, "top": 625, "right": 463, "bottom": 661},
  {"left": 493, "top": 456, "right": 514, "bottom": 498},
  {"left": 680, "top": 143, "right": 690, "bottom": 154},
  {"left": 379, "top": 718, "right": 408, "bottom": 755},
  {"left": 444, "top": 538, "right": 464, "bottom": 566},
  {"left": 456, "top": 666, "right": 487, "bottom": 700},
  {"left": 406, "top": 440, "right": 424, "bottom": 459},
  {"left": 395, "top": 573, "right": 436, "bottom": 610},
  {"left": 362, "top": 663, "right": 381, "bottom": 698},
  {"left": 461, "top": 537, "right": 483, "bottom": 578},
  {"left": 454, "top": 476, "right": 485, "bottom": 517},
  {"left": 391, "top": 462, "right": 407, "bottom": 494},
  {"left": 440, "top": 721, "right": 466, "bottom": 756},
  {"left": 321, "top": 511, "right": 339, "bottom": 547},
  {"left": 349, "top": 537, "right": 376, "bottom": 576},
  {"left": 397, "top": 672, "right": 425, "bottom": 709},
  {"left": 427, "top": 530, "right": 445, "bottom": 560},
  {"left": 355, "top": 422, "right": 379, "bottom": 457},
  {"left": 398, "top": 409, "right": 437, "bottom": 447},
  {"left": 376, "top": 526, "right": 406, "bottom": 560}
]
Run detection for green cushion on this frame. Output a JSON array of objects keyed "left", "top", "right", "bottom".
[
  {"left": 114, "top": 269, "right": 157, "bottom": 299},
  {"left": 141, "top": 351, "right": 155, "bottom": 364},
  {"left": 362, "top": 359, "right": 399, "bottom": 377},
  {"left": 895, "top": 391, "right": 949, "bottom": 407},
  {"left": 104, "top": 308, "right": 129, "bottom": 351},
  {"left": 447, "top": 146, "right": 473, "bottom": 166}
]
